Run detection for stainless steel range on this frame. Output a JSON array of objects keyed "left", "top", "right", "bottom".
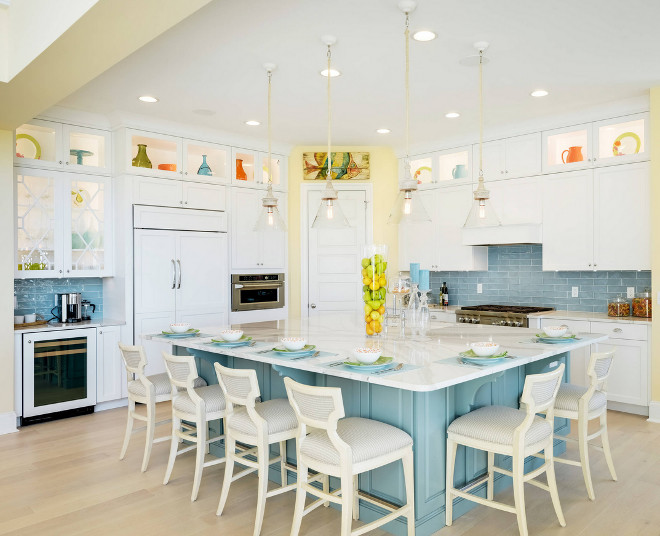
[{"left": 455, "top": 305, "right": 555, "bottom": 327}]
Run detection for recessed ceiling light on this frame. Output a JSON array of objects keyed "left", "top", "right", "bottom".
[
  {"left": 445, "top": 112, "right": 460, "bottom": 118},
  {"left": 320, "top": 68, "right": 341, "bottom": 77},
  {"left": 138, "top": 95, "right": 159, "bottom": 103},
  {"left": 531, "top": 89, "right": 549, "bottom": 97},
  {"left": 376, "top": 128, "right": 391, "bottom": 134},
  {"left": 245, "top": 120, "right": 261, "bottom": 126},
  {"left": 413, "top": 30, "right": 436, "bottom": 42}
]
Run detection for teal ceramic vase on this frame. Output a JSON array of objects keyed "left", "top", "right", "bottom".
[{"left": 197, "top": 154, "right": 212, "bottom": 176}]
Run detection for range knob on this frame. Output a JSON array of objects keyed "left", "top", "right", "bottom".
[
  {"left": 512, "top": 321, "right": 522, "bottom": 327},
  {"left": 472, "top": 317, "right": 480, "bottom": 324},
  {"left": 458, "top": 317, "right": 465, "bottom": 323}
]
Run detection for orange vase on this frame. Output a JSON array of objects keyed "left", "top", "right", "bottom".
[
  {"left": 236, "top": 159, "right": 248, "bottom": 180},
  {"left": 561, "top": 146, "right": 583, "bottom": 163}
]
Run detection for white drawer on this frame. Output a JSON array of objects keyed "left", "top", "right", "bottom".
[
  {"left": 540, "top": 318, "right": 590, "bottom": 335},
  {"left": 430, "top": 312, "right": 455, "bottom": 323},
  {"left": 590, "top": 321, "right": 648, "bottom": 341}
]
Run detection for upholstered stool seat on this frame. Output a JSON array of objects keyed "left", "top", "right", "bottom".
[
  {"left": 173, "top": 384, "right": 226, "bottom": 415},
  {"left": 227, "top": 398, "right": 298, "bottom": 437},
  {"left": 555, "top": 384, "right": 607, "bottom": 414},
  {"left": 128, "top": 373, "right": 206, "bottom": 398}
]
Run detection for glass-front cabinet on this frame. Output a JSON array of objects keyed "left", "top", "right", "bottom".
[
  {"left": 593, "top": 113, "right": 648, "bottom": 166},
  {"left": 232, "top": 147, "right": 258, "bottom": 184},
  {"left": 259, "top": 153, "right": 287, "bottom": 189},
  {"left": 128, "top": 130, "right": 180, "bottom": 178},
  {"left": 409, "top": 154, "right": 434, "bottom": 186},
  {"left": 438, "top": 146, "right": 471, "bottom": 182},
  {"left": 15, "top": 168, "right": 112, "bottom": 278},
  {"left": 15, "top": 120, "right": 111, "bottom": 174},
  {"left": 183, "top": 140, "right": 229, "bottom": 181},
  {"left": 542, "top": 124, "right": 592, "bottom": 173}
]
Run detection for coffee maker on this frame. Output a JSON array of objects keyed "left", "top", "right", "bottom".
[{"left": 54, "top": 293, "right": 82, "bottom": 323}]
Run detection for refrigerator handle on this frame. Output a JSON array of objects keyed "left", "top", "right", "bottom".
[
  {"left": 171, "top": 259, "right": 176, "bottom": 289},
  {"left": 177, "top": 259, "right": 182, "bottom": 289}
]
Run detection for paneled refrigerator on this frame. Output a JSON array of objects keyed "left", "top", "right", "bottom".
[{"left": 133, "top": 206, "right": 228, "bottom": 375}]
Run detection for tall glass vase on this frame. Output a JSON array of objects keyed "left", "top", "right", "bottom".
[{"left": 361, "top": 244, "right": 388, "bottom": 337}]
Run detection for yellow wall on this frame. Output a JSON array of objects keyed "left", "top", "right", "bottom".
[
  {"left": 0, "top": 130, "right": 14, "bottom": 417},
  {"left": 287, "top": 146, "right": 399, "bottom": 317},
  {"left": 650, "top": 87, "right": 660, "bottom": 403}
]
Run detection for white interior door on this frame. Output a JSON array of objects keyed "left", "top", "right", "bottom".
[{"left": 307, "top": 189, "right": 367, "bottom": 315}]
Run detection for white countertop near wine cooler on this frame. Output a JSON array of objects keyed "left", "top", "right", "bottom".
[{"left": 13, "top": 318, "right": 125, "bottom": 333}]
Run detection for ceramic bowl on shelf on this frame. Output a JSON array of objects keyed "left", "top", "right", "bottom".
[
  {"left": 280, "top": 337, "right": 306, "bottom": 351},
  {"left": 543, "top": 325, "right": 568, "bottom": 338},
  {"left": 158, "top": 163, "right": 177, "bottom": 171},
  {"left": 470, "top": 342, "right": 500, "bottom": 357},
  {"left": 170, "top": 322, "right": 191, "bottom": 333},
  {"left": 352, "top": 347, "right": 382, "bottom": 364},
  {"left": 220, "top": 329, "right": 244, "bottom": 342}
]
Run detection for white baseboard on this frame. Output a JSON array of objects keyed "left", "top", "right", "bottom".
[
  {"left": 607, "top": 401, "right": 648, "bottom": 417},
  {"left": 95, "top": 398, "right": 128, "bottom": 412},
  {"left": 0, "top": 411, "right": 18, "bottom": 435},
  {"left": 647, "top": 401, "right": 660, "bottom": 424}
]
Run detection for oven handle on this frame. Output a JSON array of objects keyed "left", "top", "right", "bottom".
[{"left": 233, "top": 282, "right": 284, "bottom": 290}]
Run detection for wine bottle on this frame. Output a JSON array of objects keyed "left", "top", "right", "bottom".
[{"left": 441, "top": 282, "right": 449, "bottom": 307}]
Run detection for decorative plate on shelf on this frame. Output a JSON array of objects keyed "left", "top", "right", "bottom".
[
  {"left": 343, "top": 356, "right": 393, "bottom": 370},
  {"left": 16, "top": 134, "right": 42, "bottom": 160},
  {"left": 612, "top": 132, "right": 641, "bottom": 156}
]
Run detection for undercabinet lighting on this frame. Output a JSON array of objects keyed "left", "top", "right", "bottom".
[
  {"left": 245, "top": 120, "right": 261, "bottom": 126},
  {"left": 320, "top": 68, "right": 341, "bottom": 77},
  {"left": 413, "top": 30, "right": 436, "bottom": 41},
  {"left": 531, "top": 89, "right": 549, "bottom": 97},
  {"left": 376, "top": 128, "right": 391, "bottom": 134},
  {"left": 445, "top": 112, "right": 460, "bottom": 118},
  {"left": 138, "top": 95, "right": 159, "bottom": 103}
]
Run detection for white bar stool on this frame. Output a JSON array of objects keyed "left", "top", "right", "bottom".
[
  {"left": 284, "top": 377, "right": 415, "bottom": 536},
  {"left": 118, "top": 343, "right": 207, "bottom": 472},
  {"left": 214, "top": 363, "right": 299, "bottom": 536},
  {"left": 446, "top": 364, "right": 566, "bottom": 536},
  {"left": 162, "top": 352, "right": 226, "bottom": 501},
  {"left": 553, "top": 350, "right": 617, "bottom": 500}
]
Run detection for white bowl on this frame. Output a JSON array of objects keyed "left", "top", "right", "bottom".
[
  {"left": 352, "top": 347, "right": 382, "bottom": 364},
  {"left": 280, "top": 337, "right": 306, "bottom": 351},
  {"left": 470, "top": 342, "right": 501, "bottom": 357},
  {"left": 220, "top": 329, "right": 243, "bottom": 342},
  {"left": 543, "top": 325, "right": 568, "bottom": 338},
  {"left": 169, "top": 322, "right": 191, "bottom": 333}
]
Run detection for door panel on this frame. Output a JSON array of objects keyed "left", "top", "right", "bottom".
[
  {"left": 133, "top": 177, "right": 182, "bottom": 207},
  {"left": 505, "top": 133, "right": 541, "bottom": 178},
  {"left": 231, "top": 188, "right": 261, "bottom": 269},
  {"left": 133, "top": 229, "right": 177, "bottom": 314},
  {"left": 308, "top": 189, "right": 367, "bottom": 314},
  {"left": 134, "top": 313, "right": 174, "bottom": 376},
  {"left": 183, "top": 182, "right": 226, "bottom": 211}
]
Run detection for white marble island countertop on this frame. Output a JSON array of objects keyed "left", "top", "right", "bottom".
[{"left": 146, "top": 313, "right": 607, "bottom": 393}]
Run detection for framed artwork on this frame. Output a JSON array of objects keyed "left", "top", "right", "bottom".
[{"left": 303, "top": 151, "right": 370, "bottom": 180}]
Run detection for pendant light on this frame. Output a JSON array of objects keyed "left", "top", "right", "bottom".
[
  {"left": 387, "top": 0, "right": 431, "bottom": 225},
  {"left": 254, "top": 63, "right": 287, "bottom": 232},
  {"left": 312, "top": 35, "right": 350, "bottom": 229},
  {"left": 464, "top": 42, "right": 500, "bottom": 228}
]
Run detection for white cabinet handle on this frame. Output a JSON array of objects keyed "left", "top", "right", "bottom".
[
  {"left": 176, "top": 259, "right": 182, "bottom": 288},
  {"left": 171, "top": 259, "right": 176, "bottom": 289},
  {"left": 613, "top": 328, "right": 623, "bottom": 333}
]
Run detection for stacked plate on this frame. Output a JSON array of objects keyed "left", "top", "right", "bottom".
[
  {"left": 161, "top": 328, "right": 200, "bottom": 338},
  {"left": 271, "top": 344, "right": 317, "bottom": 358},
  {"left": 210, "top": 335, "right": 253, "bottom": 348},
  {"left": 459, "top": 349, "right": 508, "bottom": 365},
  {"left": 535, "top": 334, "right": 578, "bottom": 344},
  {"left": 342, "top": 356, "right": 393, "bottom": 371}
]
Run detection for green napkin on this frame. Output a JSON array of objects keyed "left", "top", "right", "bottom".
[
  {"left": 343, "top": 356, "right": 393, "bottom": 367},
  {"left": 460, "top": 349, "right": 508, "bottom": 358}
]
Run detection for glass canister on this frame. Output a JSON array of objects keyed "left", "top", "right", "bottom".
[
  {"left": 608, "top": 295, "right": 630, "bottom": 317},
  {"left": 632, "top": 288, "right": 652, "bottom": 318},
  {"left": 361, "top": 245, "right": 388, "bottom": 336}
]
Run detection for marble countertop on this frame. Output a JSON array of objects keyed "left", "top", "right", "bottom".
[
  {"left": 13, "top": 318, "right": 125, "bottom": 333},
  {"left": 146, "top": 313, "right": 607, "bottom": 393},
  {"left": 531, "top": 310, "right": 652, "bottom": 325}
]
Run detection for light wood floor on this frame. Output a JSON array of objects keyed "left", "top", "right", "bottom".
[{"left": 0, "top": 406, "right": 657, "bottom": 536}]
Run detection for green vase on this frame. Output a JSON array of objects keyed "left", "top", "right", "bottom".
[{"left": 132, "top": 144, "right": 152, "bottom": 168}]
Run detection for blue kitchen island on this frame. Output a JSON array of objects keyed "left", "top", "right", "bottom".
[{"left": 157, "top": 314, "right": 607, "bottom": 536}]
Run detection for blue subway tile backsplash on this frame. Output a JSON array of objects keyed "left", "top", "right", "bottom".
[
  {"left": 14, "top": 278, "right": 103, "bottom": 320},
  {"left": 429, "top": 245, "right": 651, "bottom": 313}
]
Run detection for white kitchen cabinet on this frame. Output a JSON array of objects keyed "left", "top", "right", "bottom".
[
  {"left": 593, "top": 113, "right": 649, "bottom": 166},
  {"left": 15, "top": 167, "right": 113, "bottom": 278},
  {"left": 437, "top": 146, "right": 472, "bottom": 183},
  {"left": 487, "top": 176, "right": 542, "bottom": 225},
  {"left": 473, "top": 139, "right": 505, "bottom": 180},
  {"left": 96, "top": 325, "right": 122, "bottom": 403},
  {"left": 472, "top": 133, "right": 541, "bottom": 180},
  {"left": 430, "top": 310, "right": 456, "bottom": 323},
  {"left": 398, "top": 186, "right": 487, "bottom": 272},
  {"left": 542, "top": 123, "right": 593, "bottom": 174},
  {"left": 259, "top": 152, "right": 287, "bottom": 189},
  {"left": 183, "top": 139, "right": 230, "bottom": 181},
  {"left": 541, "top": 318, "right": 591, "bottom": 387},
  {"left": 231, "top": 188, "right": 287, "bottom": 271},
  {"left": 542, "top": 163, "right": 650, "bottom": 271},
  {"left": 133, "top": 176, "right": 227, "bottom": 211}
]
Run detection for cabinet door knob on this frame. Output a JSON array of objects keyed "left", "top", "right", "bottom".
[
  {"left": 613, "top": 328, "right": 623, "bottom": 333},
  {"left": 184, "top": 201, "right": 188, "bottom": 204},
  {"left": 588, "top": 264, "right": 592, "bottom": 267},
  {"left": 185, "top": 172, "right": 188, "bottom": 175},
  {"left": 59, "top": 269, "right": 62, "bottom": 273},
  {"left": 310, "top": 303, "right": 317, "bottom": 309},
  {"left": 65, "top": 161, "right": 69, "bottom": 165},
  {"left": 59, "top": 160, "right": 62, "bottom": 164}
]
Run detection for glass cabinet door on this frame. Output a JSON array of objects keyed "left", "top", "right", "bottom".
[
  {"left": 15, "top": 169, "right": 62, "bottom": 278},
  {"left": 15, "top": 119, "right": 62, "bottom": 168},
  {"left": 128, "top": 130, "right": 181, "bottom": 177},
  {"left": 259, "top": 153, "right": 285, "bottom": 187},
  {"left": 183, "top": 140, "right": 229, "bottom": 181},
  {"left": 66, "top": 177, "right": 109, "bottom": 276},
  {"left": 64, "top": 125, "right": 111, "bottom": 173},
  {"left": 410, "top": 155, "right": 434, "bottom": 186},
  {"left": 593, "top": 113, "right": 648, "bottom": 166},
  {"left": 542, "top": 124, "right": 592, "bottom": 173},
  {"left": 232, "top": 148, "right": 257, "bottom": 183},
  {"left": 438, "top": 146, "right": 471, "bottom": 182}
]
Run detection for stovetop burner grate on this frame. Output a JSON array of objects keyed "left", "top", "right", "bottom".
[{"left": 458, "top": 305, "right": 555, "bottom": 314}]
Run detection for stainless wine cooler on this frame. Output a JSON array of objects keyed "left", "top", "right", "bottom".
[{"left": 22, "top": 328, "right": 97, "bottom": 425}]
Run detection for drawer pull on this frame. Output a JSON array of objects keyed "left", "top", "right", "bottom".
[{"left": 613, "top": 328, "right": 623, "bottom": 333}]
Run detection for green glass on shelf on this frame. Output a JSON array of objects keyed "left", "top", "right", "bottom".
[{"left": 132, "top": 144, "right": 152, "bottom": 168}]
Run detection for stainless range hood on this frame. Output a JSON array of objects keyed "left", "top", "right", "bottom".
[{"left": 461, "top": 223, "right": 542, "bottom": 246}]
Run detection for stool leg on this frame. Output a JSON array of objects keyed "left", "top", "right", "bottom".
[
  {"left": 279, "top": 440, "right": 288, "bottom": 487},
  {"left": 545, "top": 446, "right": 566, "bottom": 527},
  {"left": 290, "top": 459, "right": 307, "bottom": 536},
  {"left": 119, "top": 399, "right": 135, "bottom": 460},
  {"left": 323, "top": 474, "right": 330, "bottom": 507},
  {"left": 253, "top": 440, "right": 270, "bottom": 536},
  {"left": 512, "top": 454, "right": 528, "bottom": 536},
  {"left": 402, "top": 449, "right": 415, "bottom": 536},
  {"left": 216, "top": 436, "right": 235, "bottom": 516},
  {"left": 600, "top": 411, "right": 617, "bottom": 481},
  {"left": 142, "top": 397, "right": 155, "bottom": 472},
  {"left": 487, "top": 451, "right": 495, "bottom": 501},
  {"left": 340, "top": 472, "right": 354, "bottom": 536},
  {"left": 445, "top": 438, "right": 457, "bottom": 526},
  {"left": 191, "top": 416, "right": 207, "bottom": 501},
  {"left": 163, "top": 414, "right": 180, "bottom": 485},
  {"left": 578, "top": 414, "right": 595, "bottom": 500},
  {"left": 352, "top": 475, "right": 359, "bottom": 520}
]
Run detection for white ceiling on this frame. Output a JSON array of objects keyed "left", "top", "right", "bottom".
[{"left": 58, "top": 0, "right": 660, "bottom": 151}]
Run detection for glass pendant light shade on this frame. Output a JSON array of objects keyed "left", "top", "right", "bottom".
[
  {"left": 464, "top": 183, "right": 501, "bottom": 227},
  {"left": 388, "top": 185, "right": 431, "bottom": 224},
  {"left": 312, "top": 181, "right": 350, "bottom": 229},
  {"left": 254, "top": 191, "right": 287, "bottom": 231}
]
